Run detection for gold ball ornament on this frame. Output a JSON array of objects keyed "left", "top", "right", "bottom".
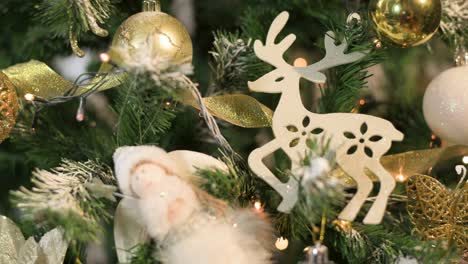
[
  {"left": 0, "top": 72, "right": 19, "bottom": 143},
  {"left": 369, "top": 0, "right": 442, "bottom": 47},
  {"left": 110, "top": 1, "right": 193, "bottom": 65}
]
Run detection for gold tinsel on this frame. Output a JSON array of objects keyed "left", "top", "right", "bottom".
[
  {"left": 0, "top": 72, "right": 19, "bottom": 143},
  {"left": 406, "top": 173, "right": 467, "bottom": 251}
]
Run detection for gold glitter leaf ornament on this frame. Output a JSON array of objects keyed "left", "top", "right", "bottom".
[
  {"left": 406, "top": 166, "right": 467, "bottom": 251},
  {"left": 0, "top": 72, "right": 19, "bottom": 144}
]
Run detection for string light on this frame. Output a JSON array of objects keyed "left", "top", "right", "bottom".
[
  {"left": 24, "top": 93, "right": 35, "bottom": 101},
  {"left": 293, "top": 57, "right": 308, "bottom": 67},
  {"left": 463, "top": 156, "right": 468, "bottom": 164},
  {"left": 395, "top": 173, "right": 407, "bottom": 182},
  {"left": 99, "top": 52, "right": 111, "bottom": 63},
  {"left": 76, "top": 97, "right": 86, "bottom": 122},
  {"left": 254, "top": 201, "right": 262, "bottom": 211},
  {"left": 275, "top": 237, "right": 289, "bottom": 250},
  {"left": 23, "top": 66, "right": 125, "bottom": 132},
  {"left": 312, "top": 247, "right": 319, "bottom": 255}
]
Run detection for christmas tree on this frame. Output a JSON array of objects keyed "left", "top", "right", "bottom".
[{"left": 0, "top": 0, "right": 467, "bottom": 263}]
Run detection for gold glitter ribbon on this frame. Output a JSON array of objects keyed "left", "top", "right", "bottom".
[
  {"left": 178, "top": 90, "right": 273, "bottom": 128},
  {"left": 1, "top": 60, "right": 273, "bottom": 128},
  {"left": 2, "top": 60, "right": 124, "bottom": 99},
  {"left": 332, "top": 145, "right": 468, "bottom": 186}
]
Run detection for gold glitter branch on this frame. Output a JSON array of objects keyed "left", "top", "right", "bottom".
[{"left": 69, "top": 0, "right": 112, "bottom": 57}]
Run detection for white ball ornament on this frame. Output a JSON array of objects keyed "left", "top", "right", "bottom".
[{"left": 423, "top": 66, "right": 468, "bottom": 145}]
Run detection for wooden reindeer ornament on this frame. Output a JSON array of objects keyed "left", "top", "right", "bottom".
[{"left": 248, "top": 12, "right": 404, "bottom": 224}]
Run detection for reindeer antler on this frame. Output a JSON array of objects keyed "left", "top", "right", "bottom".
[
  {"left": 253, "top": 11, "right": 296, "bottom": 68},
  {"left": 296, "top": 31, "right": 367, "bottom": 83}
]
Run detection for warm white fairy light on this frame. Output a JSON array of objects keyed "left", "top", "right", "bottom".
[
  {"left": 312, "top": 247, "right": 319, "bottom": 255},
  {"left": 24, "top": 93, "right": 35, "bottom": 101},
  {"left": 254, "top": 201, "right": 262, "bottom": 211},
  {"left": 275, "top": 237, "right": 289, "bottom": 250},
  {"left": 463, "top": 156, "right": 468, "bottom": 164},
  {"left": 395, "top": 174, "right": 407, "bottom": 182},
  {"left": 76, "top": 113, "right": 85, "bottom": 122},
  {"left": 293, "top": 57, "right": 308, "bottom": 67},
  {"left": 99, "top": 52, "right": 111, "bottom": 63}
]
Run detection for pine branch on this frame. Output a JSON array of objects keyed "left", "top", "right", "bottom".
[
  {"left": 208, "top": 31, "right": 271, "bottom": 94},
  {"left": 196, "top": 152, "right": 259, "bottom": 208},
  {"left": 274, "top": 139, "right": 346, "bottom": 240},
  {"left": 10, "top": 103, "right": 115, "bottom": 168},
  {"left": 326, "top": 223, "right": 459, "bottom": 263},
  {"left": 440, "top": 0, "right": 468, "bottom": 49},
  {"left": 36, "top": 0, "right": 116, "bottom": 56},
  {"left": 319, "top": 14, "right": 386, "bottom": 113},
  {"left": 11, "top": 159, "right": 117, "bottom": 243},
  {"left": 112, "top": 73, "right": 180, "bottom": 147}
]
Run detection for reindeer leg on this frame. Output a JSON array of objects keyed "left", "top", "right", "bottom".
[
  {"left": 363, "top": 161, "right": 396, "bottom": 225},
  {"left": 338, "top": 164, "right": 373, "bottom": 222},
  {"left": 248, "top": 139, "right": 298, "bottom": 213}
]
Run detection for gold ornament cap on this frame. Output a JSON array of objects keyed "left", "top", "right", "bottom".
[
  {"left": 143, "top": 0, "right": 161, "bottom": 12},
  {"left": 369, "top": 0, "right": 442, "bottom": 47}
]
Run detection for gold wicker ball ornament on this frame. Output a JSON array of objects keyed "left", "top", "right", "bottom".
[
  {"left": 0, "top": 72, "right": 19, "bottom": 143},
  {"left": 369, "top": 0, "right": 442, "bottom": 47},
  {"left": 110, "top": 0, "right": 193, "bottom": 64}
]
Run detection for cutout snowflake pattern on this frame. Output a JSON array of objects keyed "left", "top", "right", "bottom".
[
  {"left": 343, "top": 123, "right": 383, "bottom": 158},
  {"left": 286, "top": 116, "right": 324, "bottom": 148}
]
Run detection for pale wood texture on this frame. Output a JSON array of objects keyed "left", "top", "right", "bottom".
[{"left": 248, "top": 12, "right": 404, "bottom": 224}]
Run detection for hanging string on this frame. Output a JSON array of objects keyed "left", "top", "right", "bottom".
[{"left": 182, "top": 75, "right": 236, "bottom": 155}]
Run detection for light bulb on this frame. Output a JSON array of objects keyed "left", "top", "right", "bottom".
[
  {"left": 275, "top": 237, "right": 289, "bottom": 250},
  {"left": 294, "top": 57, "right": 308, "bottom": 67},
  {"left": 254, "top": 201, "right": 262, "bottom": 211},
  {"left": 24, "top": 93, "right": 35, "bottom": 101},
  {"left": 463, "top": 156, "right": 468, "bottom": 164},
  {"left": 99, "top": 52, "right": 111, "bottom": 63},
  {"left": 395, "top": 174, "right": 406, "bottom": 182}
]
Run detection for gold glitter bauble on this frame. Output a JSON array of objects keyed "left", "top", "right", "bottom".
[
  {"left": 111, "top": 9, "right": 193, "bottom": 64},
  {"left": 369, "top": 0, "right": 442, "bottom": 47},
  {"left": 0, "top": 72, "right": 19, "bottom": 143}
]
